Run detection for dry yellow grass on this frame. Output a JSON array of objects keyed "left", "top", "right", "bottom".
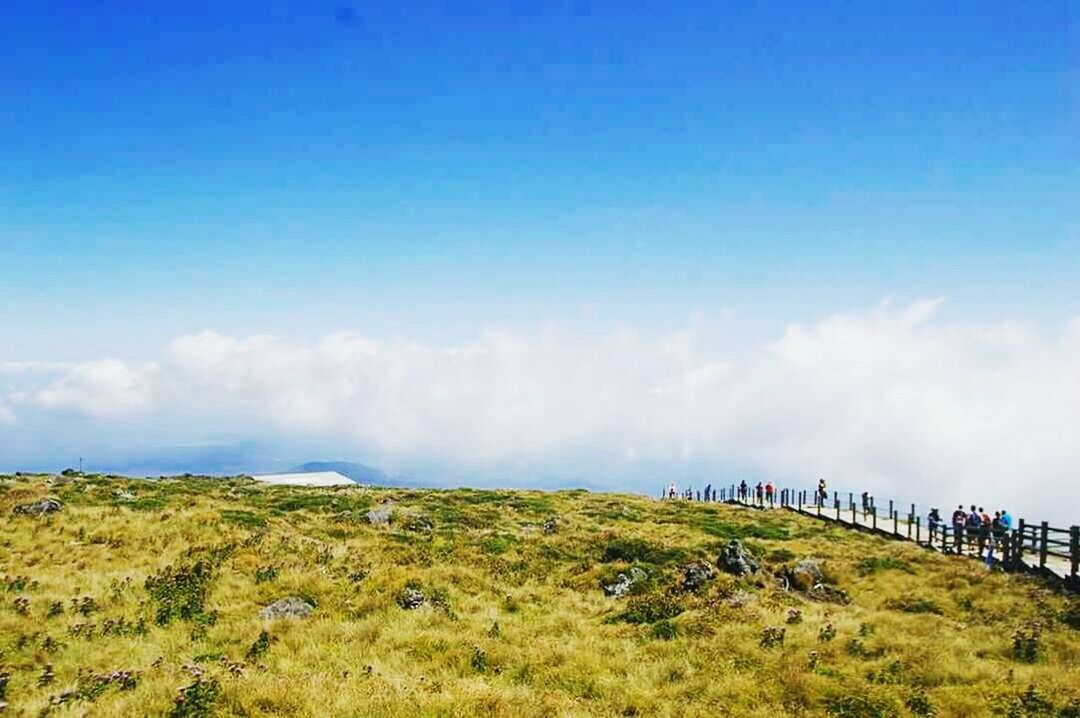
[{"left": 1, "top": 472, "right": 1077, "bottom": 717}]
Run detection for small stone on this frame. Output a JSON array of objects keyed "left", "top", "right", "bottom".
[
  {"left": 542, "top": 517, "right": 559, "bottom": 534},
  {"left": 12, "top": 499, "right": 63, "bottom": 517},
  {"left": 258, "top": 597, "right": 315, "bottom": 620}
]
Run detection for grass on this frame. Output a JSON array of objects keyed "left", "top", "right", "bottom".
[{"left": 0, "top": 471, "right": 1077, "bottom": 717}]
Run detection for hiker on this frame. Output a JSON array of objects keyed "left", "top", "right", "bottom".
[
  {"left": 755, "top": 482, "right": 764, "bottom": 505},
  {"left": 696, "top": 490, "right": 701, "bottom": 502},
  {"left": 1000, "top": 509, "right": 1012, "bottom": 531},
  {"left": 739, "top": 479, "right": 748, "bottom": 502},
  {"left": 704, "top": 483, "right": 712, "bottom": 503},
  {"left": 817, "top": 479, "right": 827, "bottom": 507},
  {"left": 861, "top": 491, "right": 870, "bottom": 513},
  {"left": 765, "top": 481, "right": 775, "bottom": 507},
  {"left": 667, "top": 483, "right": 677, "bottom": 500},
  {"left": 966, "top": 505, "right": 982, "bottom": 553},
  {"left": 927, "top": 507, "right": 942, "bottom": 541},
  {"left": 951, "top": 505, "right": 966, "bottom": 551},
  {"left": 978, "top": 507, "right": 991, "bottom": 554}
]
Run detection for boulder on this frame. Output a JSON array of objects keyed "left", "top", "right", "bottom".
[
  {"left": 542, "top": 517, "right": 559, "bottom": 535},
  {"left": 717, "top": 539, "right": 759, "bottom": 576},
  {"left": 681, "top": 562, "right": 716, "bottom": 592},
  {"left": 366, "top": 505, "right": 393, "bottom": 526},
  {"left": 786, "top": 558, "right": 823, "bottom": 592},
  {"left": 602, "top": 566, "right": 647, "bottom": 598},
  {"left": 12, "top": 499, "right": 63, "bottom": 517},
  {"left": 258, "top": 597, "right": 315, "bottom": 620}
]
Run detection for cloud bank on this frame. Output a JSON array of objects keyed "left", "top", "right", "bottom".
[{"left": 2, "top": 300, "right": 1078, "bottom": 521}]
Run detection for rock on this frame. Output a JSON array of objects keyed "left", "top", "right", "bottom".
[
  {"left": 681, "top": 562, "right": 715, "bottom": 592},
  {"left": 366, "top": 505, "right": 393, "bottom": 526},
  {"left": 114, "top": 490, "right": 136, "bottom": 502},
  {"left": 12, "top": 499, "right": 63, "bottom": 517},
  {"left": 403, "top": 514, "right": 433, "bottom": 532},
  {"left": 717, "top": 539, "right": 759, "bottom": 576},
  {"left": 258, "top": 597, "right": 315, "bottom": 620},
  {"left": 602, "top": 566, "right": 648, "bottom": 598},
  {"left": 542, "top": 517, "right": 559, "bottom": 534},
  {"left": 781, "top": 558, "right": 850, "bottom": 605},
  {"left": 397, "top": 587, "right": 426, "bottom": 610},
  {"left": 786, "top": 558, "right": 824, "bottom": 592}
]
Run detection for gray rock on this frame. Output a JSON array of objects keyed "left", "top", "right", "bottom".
[
  {"left": 258, "top": 597, "right": 315, "bottom": 620},
  {"left": 366, "top": 505, "right": 393, "bottom": 526},
  {"left": 12, "top": 499, "right": 63, "bottom": 517},
  {"left": 602, "top": 566, "right": 648, "bottom": 598},
  {"left": 397, "top": 587, "right": 426, "bottom": 610},
  {"left": 786, "top": 558, "right": 824, "bottom": 592},
  {"left": 717, "top": 539, "right": 759, "bottom": 576},
  {"left": 542, "top": 517, "right": 559, "bottom": 534},
  {"left": 114, "top": 490, "right": 137, "bottom": 502},
  {"left": 681, "top": 561, "right": 716, "bottom": 592}
]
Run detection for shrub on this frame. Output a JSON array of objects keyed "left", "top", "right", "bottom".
[
  {"left": 824, "top": 694, "right": 900, "bottom": 717},
  {"left": 246, "top": 629, "right": 274, "bottom": 661},
  {"left": 856, "top": 556, "right": 912, "bottom": 576},
  {"left": 254, "top": 565, "right": 278, "bottom": 583},
  {"left": 883, "top": 596, "right": 943, "bottom": 615},
  {"left": 145, "top": 561, "right": 216, "bottom": 625},
  {"left": 819, "top": 623, "right": 837, "bottom": 642},
  {"left": 649, "top": 619, "right": 677, "bottom": 640},
  {"left": 600, "top": 538, "right": 684, "bottom": 565},
  {"left": 1011, "top": 627, "right": 1041, "bottom": 663},
  {"left": 906, "top": 688, "right": 937, "bottom": 717},
  {"left": 617, "top": 589, "right": 683, "bottom": 624},
  {"left": 169, "top": 677, "right": 220, "bottom": 718},
  {"left": 470, "top": 645, "right": 488, "bottom": 672},
  {"left": 760, "top": 626, "right": 785, "bottom": 649}
]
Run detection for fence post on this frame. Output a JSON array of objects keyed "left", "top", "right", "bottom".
[
  {"left": 872, "top": 507, "right": 877, "bottom": 531},
  {"left": 1070, "top": 526, "right": 1079, "bottom": 580},
  {"left": 848, "top": 492, "right": 853, "bottom": 511},
  {"left": 893, "top": 511, "right": 899, "bottom": 536},
  {"left": 888, "top": 499, "right": 893, "bottom": 518},
  {"left": 1016, "top": 519, "right": 1026, "bottom": 563},
  {"left": 941, "top": 526, "right": 948, "bottom": 553},
  {"left": 915, "top": 516, "right": 920, "bottom": 544},
  {"left": 1039, "top": 521, "right": 1049, "bottom": 569}
]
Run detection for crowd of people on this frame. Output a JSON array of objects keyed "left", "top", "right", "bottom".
[
  {"left": 926, "top": 504, "right": 1013, "bottom": 562},
  {"left": 663, "top": 478, "right": 1017, "bottom": 566}
]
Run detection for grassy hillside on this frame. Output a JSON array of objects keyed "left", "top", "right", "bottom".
[{"left": 1, "top": 473, "right": 1077, "bottom": 717}]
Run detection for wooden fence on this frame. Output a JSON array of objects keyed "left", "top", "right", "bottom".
[{"left": 705, "top": 484, "right": 1078, "bottom": 587}]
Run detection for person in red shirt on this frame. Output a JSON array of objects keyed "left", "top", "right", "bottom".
[{"left": 765, "top": 482, "right": 775, "bottom": 507}]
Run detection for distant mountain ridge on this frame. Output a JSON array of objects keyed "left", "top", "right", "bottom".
[{"left": 290, "top": 461, "right": 436, "bottom": 489}]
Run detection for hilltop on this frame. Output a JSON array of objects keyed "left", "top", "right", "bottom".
[{"left": 1, "top": 473, "right": 1077, "bottom": 717}]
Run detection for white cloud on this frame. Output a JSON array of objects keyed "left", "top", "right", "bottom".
[
  {"left": 3, "top": 301, "right": 1079, "bottom": 520},
  {"left": 32, "top": 359, "right": 155, "bottom": 418}
]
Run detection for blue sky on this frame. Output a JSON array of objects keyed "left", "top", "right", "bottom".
[{"left": 1, "top": 2, "right": 1078, "bottom": 518}]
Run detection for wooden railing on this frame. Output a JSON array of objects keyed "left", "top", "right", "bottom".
[{"left": 694, "top": 484, "right": 1078, "bottom": 586}]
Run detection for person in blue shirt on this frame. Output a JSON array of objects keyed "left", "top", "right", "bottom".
[{"left": 1000, "top": 510, "right": 1012, "bottom": 530}]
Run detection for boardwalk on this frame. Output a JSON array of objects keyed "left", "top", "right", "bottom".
[{"left": 699, "top": 485, "right": 1078, "bottom": 586}]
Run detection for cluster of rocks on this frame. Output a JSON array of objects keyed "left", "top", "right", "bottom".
[
  {"left": 602, "top": 567, "right": 648, "bottom": 598},
  {"left": 718, "top": 539, "right": 759, "bottom": 576},
  {"left": 12, "top": 499, "right": 63, "bottom": 517},
  {"left": 542, "top": 516, "right": 559, "bottom": 534},
  {"left": 258, "top": 597, "right": 315, "bottom": 620}
]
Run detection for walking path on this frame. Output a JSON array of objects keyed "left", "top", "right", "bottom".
[{"left": 717, "top": 490, "right": 1076, "bottom": 584}]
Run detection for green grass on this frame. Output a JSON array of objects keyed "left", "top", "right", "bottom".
[{"left": 0, "top": 472, "right": 1077, "bottom": 717}]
